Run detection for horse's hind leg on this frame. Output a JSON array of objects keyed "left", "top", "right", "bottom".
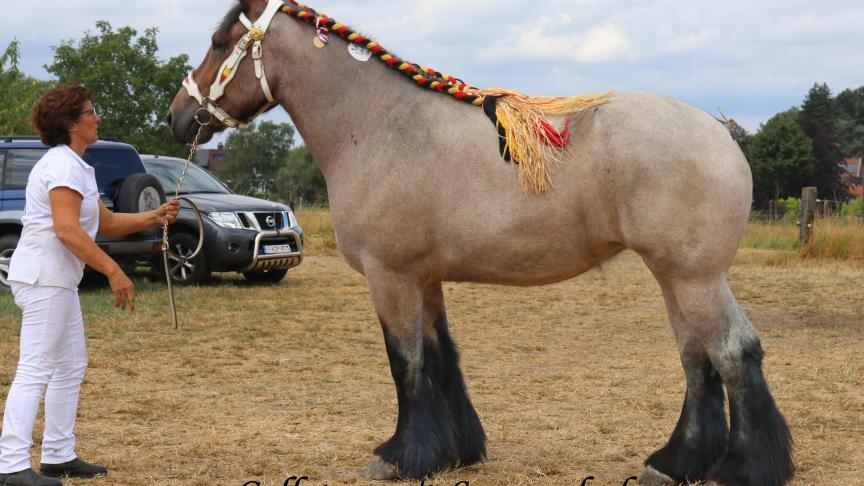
[
  {"left": 663, "top": 275, "right": 794, "bottom": 486},
  {"left": 360, "top": 272, "right": 485, "bottom": 480},
  {"left": 641, "top": 284, "right": 727, "bottom": 485}
]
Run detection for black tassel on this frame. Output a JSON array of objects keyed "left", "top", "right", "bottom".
[{"left": 482, "top": 95, "right": 512, "bottom": 163}]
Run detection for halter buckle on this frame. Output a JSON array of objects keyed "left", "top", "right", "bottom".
[{"left": 237, "top": 34, "right": 252, "bottom": 50}]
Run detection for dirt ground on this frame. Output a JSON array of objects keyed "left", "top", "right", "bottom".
[{"left": 0, "top": 249, "right": 861, "bottom": 486}]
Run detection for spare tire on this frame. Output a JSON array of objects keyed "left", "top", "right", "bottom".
[
  {"left": 116, "top": 173, "right": 165, "bottom": 237},
  {"left": 0, "top": 233, "right": 20, "bottom": 292}
]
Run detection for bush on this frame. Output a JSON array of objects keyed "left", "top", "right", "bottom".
[
  {"left": 840, "top": 197, "right": 863, "bottom": 218},
  {"left": 779, "top": 197, "right": 800, "bottom": 222}
]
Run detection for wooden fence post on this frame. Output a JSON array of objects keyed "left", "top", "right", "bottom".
[{"left": 798, "top": 187, "right": 817, "bottom": 247}]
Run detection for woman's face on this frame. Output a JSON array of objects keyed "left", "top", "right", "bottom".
[{"left": 69, "top": 101, "right": 101, "bottom": 146}]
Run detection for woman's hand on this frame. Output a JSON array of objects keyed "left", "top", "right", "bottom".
[
  {"left": 108, "top": 267, "right": 136, "bottom": 312},
  {"left": 154, "top": 199, "right": 181, "bottom": 225}
]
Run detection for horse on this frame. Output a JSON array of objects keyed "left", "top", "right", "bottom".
[{"left": 168, "top": 1, "right": 794, "bottom": 484}]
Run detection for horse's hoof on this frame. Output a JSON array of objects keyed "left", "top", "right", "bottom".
[
  {"left": 638, "top": 465, "right": 675, "bottom": 486},
  {"left": 359, "top": 456, "right": 399, "bottom": 481}
]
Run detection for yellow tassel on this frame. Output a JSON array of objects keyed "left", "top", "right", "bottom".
[{"left": 482, "top": 89, "right": 612, "bottom": 192}]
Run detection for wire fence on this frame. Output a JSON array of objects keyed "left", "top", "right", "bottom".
[{"left": 752, "top": 198, "right": 863, "bottom": 222}]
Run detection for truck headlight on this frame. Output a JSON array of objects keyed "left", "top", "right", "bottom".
[
  {"left": 286, "top": 211, "right": 298, "bottom": 228},
  {"left": 207, "top": 212, "right": 243, "bottom": 229}
]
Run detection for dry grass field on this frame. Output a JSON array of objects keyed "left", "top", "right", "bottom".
[{"left": 0, "top": 220, "right": 861, "bottom": 485}]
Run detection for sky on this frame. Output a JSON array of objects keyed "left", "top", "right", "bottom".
[{"left": 4, "top": 0, "right": 864, "bottom": 147}]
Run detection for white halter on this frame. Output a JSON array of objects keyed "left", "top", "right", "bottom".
[{"left": 182, "top": 0, "right": 285, "bottom": 128}]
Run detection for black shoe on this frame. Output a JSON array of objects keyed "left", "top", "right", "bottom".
[
  {"left": 40, "top": 458, "right": 107, "bottom": 479},
  {"left": 0, "top": 468, "right": 62, "bottom": 486}
]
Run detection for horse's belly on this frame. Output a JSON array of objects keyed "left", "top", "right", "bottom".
[{"left": 439, "top": 239, "right": 625, "bottom": 286}]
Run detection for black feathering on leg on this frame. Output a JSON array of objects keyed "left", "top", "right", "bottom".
[
  {"left": 706, "top": 344, "right": 794, "bottom": 486},
  {"left": 432, "top": 316, "right": 487, "bottom": 466},
  {"left": 374, "top": 317, "right": 486, "bottom": 479},
  {"left": 645, "top": 360, "right": 727, "bottom": 483}
]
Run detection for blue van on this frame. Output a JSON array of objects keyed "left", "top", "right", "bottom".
[{"left": 0, "top": 137, "right": 165, "bottom": 289}]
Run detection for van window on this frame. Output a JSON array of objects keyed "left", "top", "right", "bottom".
[
  {"left": 83, "top": 147, "right": 143, "bottom": 190},
  {"left": 3, "top": 149, "right": 46, "bottom": 189}
]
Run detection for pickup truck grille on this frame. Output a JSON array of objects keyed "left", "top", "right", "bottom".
[{"left": 238, "top": 211, "right": 288, "bottom": 231}]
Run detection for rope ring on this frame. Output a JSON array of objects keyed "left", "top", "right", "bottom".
[
  {"left": 164, "top": 197, "right": 206, "bottom": 263},
  {"left": 194, "top": 108, "right": 213, "bottom": 126}
]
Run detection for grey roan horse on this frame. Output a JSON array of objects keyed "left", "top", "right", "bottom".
[{"left": 168, "top": 1, "right": 794, "bottom": 484}]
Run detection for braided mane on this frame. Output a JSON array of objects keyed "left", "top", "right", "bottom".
[{"left": 281, "top": 1, "right": 612, "bottom": 192}]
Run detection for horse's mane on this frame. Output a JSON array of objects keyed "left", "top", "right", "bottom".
[
  {"left": 280, "top": 1, "right": 612, "bottom": 192},
  {"left": 218, "top": 3, "right": 244, "bottom": 38}
]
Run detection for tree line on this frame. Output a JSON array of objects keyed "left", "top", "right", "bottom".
[
  {"left": 216, "top": 121, "right": 327, "bottom": 207},
  {"left": 730, "top": 83, "right": 863, "bottom": 206}
]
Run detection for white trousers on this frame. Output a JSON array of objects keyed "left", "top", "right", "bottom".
[{"left": 0, "top": 283, "right": 86, "bottom": 473}]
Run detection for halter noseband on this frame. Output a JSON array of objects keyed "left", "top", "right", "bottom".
[{"left": 182, "top": 0, "right": 284, "bottom": 128}]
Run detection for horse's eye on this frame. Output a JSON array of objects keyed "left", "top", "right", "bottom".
[{"left": 212, "top": 40, "right": 226, "bottom": 51}]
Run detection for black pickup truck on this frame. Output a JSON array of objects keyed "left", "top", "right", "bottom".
[{"left": 141, "top": 155, "right": 304, "bottom": 285}]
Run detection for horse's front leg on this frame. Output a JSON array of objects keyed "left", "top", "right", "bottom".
[{"left": 360, "top": 273, "right": 485, "bottom": 480}]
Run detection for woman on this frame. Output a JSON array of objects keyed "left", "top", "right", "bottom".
[{"left": 0, "top": 84, "right": 179, "bottom": 486}]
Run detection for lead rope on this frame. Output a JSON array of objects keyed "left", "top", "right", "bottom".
[{"left": 162, "top": 119, "right": 208, "bottom": 329}]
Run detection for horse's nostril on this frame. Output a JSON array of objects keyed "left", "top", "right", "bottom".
[{"left": 165, "top": 111, "right": 173, "bottom": 125}]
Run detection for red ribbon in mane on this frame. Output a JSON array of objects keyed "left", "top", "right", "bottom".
[{"left": 538, "top": 118, "right": 571, "bottom": 148}]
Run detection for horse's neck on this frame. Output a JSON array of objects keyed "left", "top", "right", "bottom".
[{"left": 269, "top": 18, "right": 434, "bottom": 175}]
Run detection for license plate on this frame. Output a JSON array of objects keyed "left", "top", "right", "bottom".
[{"left": 262, "top": 244, "right": 292, "bottom": 254}]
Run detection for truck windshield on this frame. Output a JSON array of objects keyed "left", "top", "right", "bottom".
[{"left": 143, "top": 159, "right": 232, "bottom": 195}]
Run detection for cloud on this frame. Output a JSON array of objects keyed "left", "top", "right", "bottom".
[
  {"left": 480, "top": 20, "right": 631, "bottom": 63},
  {"left": 573, "top": 25, "right": 632, "bottom": 62}
]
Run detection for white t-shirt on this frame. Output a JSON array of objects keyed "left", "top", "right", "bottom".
[{"left": 8, "top": 145, "right": 100, "bottom": 290}]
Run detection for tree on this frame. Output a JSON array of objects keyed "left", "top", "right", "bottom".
[
  {"left": 0, "top": 40, "right": 54, "bottom": 134},
  {"left": 218, "top": 121, "right": 296, "bottom": 197},
  {"left": 725, "top": 118, "right": 753, "bottom": 156},
  {"left": 798, "top": 83, "right": 844, "bottom": 198},
  {"left": 835, "top": 86, "right": 864, "bottom": 158},
  {"left": 748, "top": 109, "right": 813, "bottom": 204},
  {"left": 45, "top": 21, "right": 190, "bottom": 156},
  {"left": 275, "top": 145, "right": 328, "bottom": 207}
]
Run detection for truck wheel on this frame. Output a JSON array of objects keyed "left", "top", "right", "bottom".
[
  {"left": 166, "top": 232, "right": 210, "bottom": 285},
  {"left": 0, "top": 234, "right": 20, "bottom": 292},
  {"left": 242, "top": 268, "right": 288, "bottom": 283},
  {"left": 116, "top": 173, "right": 165, "bottom": 237}
]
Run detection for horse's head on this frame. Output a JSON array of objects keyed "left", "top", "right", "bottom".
[{"left": 169, "top": 0, "right": 283, "bottom": 144}]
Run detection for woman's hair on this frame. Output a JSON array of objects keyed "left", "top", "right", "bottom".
[{"left": 31, "top": 83, "right": 92, "bottom": 147}]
